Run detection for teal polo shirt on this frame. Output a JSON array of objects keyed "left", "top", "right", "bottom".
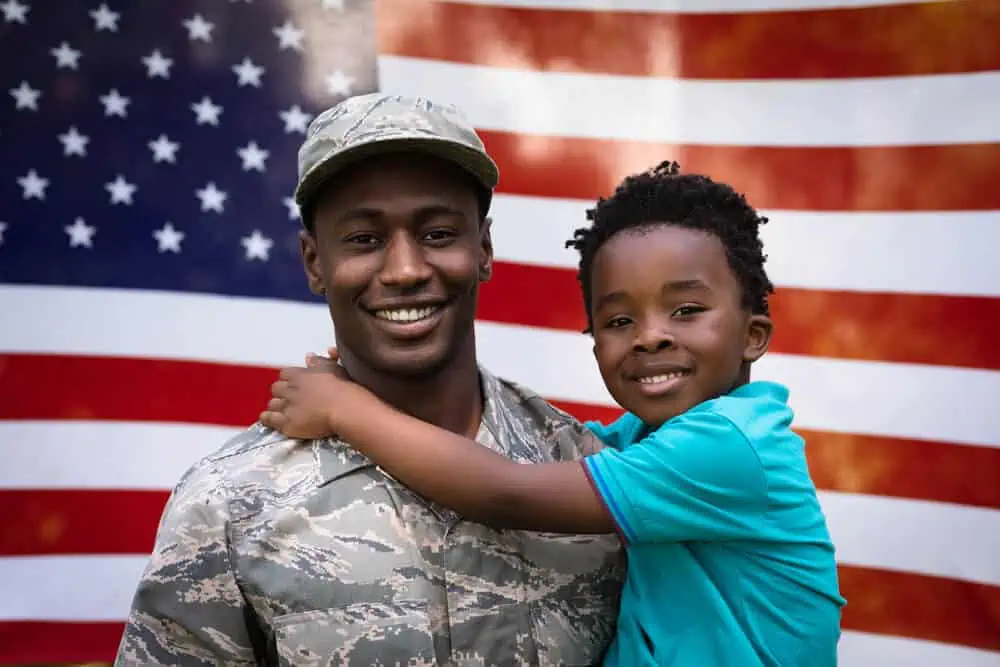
[{"left": 584, "top": 381, "right": 846, "bottom": 666}]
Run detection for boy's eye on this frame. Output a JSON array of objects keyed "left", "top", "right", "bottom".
[
  {"left": 606, "top": 316, "right": 632, "bottom": 328},
  {"left": 673, "top": 305, "right": 705, "bottom": 317}
]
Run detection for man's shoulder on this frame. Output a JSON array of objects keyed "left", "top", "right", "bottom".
[{"left": 171, "top": 424, "right": 329, "bottom": 514}]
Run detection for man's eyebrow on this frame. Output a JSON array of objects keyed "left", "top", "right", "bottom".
[{"left": 334, "top": 204, "right": 468, "bottom": 226}]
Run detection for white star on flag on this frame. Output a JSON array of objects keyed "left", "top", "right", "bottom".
[
  {"left": 10, "top": 81, "right": 40, "bottom": 110},
  {"left": 58, "top": 127, "right": 89, "bottom": 157},
  {"left": 283, "top": 197, "right": 300, "bottom": 220},
  {"left": 65, "top": 217, "right": 96, "bottom": 248},
  {"left": 153, "top": 223, "right": 184, "bottom": 253},
  {"left": 0, "top": 221, "right": 8, "bottom": 246},
  {"left": 183, "top": 14, "right": 214, "bottom": 41},
  {"left": 106, "top": 175, "right": 137, "bottom": 205},
  {"left": 89, "top": 3, "right": 119, "bottom": 32},
  {"left": 1, "top": 0, "right": 28, "bottom": 23},
  {"left": 17, "top": 169, "right": 49, "bottom": 199},
  {"left": 191, "top": 97, "right": 222, "bottom": 125},
  {"left": 279, "top": 105, "right": 311, "bottom": 134},
  {"left": 233, "top": 58, "right": 264, "bottom": 87},
  {"left": 142, "top": 50, "right": 173, "bottom": 78},
  {"left": 237, "top": 141, "right": 269, "bottom": 172},
  {"left": 242, "top": 230, "right": 273, "bottom": 261},
  {"left": 325, "top": 70, "right": 354, "bottom": 97},
  {"left": 273, "top": 20, "right": 305, "bottom": 51},
  {"left": 100, "top": 89, "right": 130, "bottom": 117},
  {"left": 196, "top": 182, "right": 227, "bottom": 213},
  {"left": 149, "top": 135, "right": 180, "bottom": 163},
  {"left": 51, "top": 42, "right": 81, "bottom": 69}
]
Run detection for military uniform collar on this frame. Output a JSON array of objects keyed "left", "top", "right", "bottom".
[{"left": 316, "top": 366, "right": 519, "bottom": 486}]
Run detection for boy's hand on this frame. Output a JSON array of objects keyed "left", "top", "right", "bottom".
[{"left": 260, "top": 348, "right": 374, "bottom": 439}]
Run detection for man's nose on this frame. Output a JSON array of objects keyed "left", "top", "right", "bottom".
[{"left": 379, "top": 231, "right": 433, "bottom": 288}]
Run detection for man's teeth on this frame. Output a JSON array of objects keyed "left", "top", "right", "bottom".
[
  {"left": 374, "top": 306, "right": 438, "bottom": 322},
  {"left": 637, "top": 372, "right": 687, "bottom": 384}
]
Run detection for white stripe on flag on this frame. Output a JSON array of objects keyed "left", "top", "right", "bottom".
[
  {"left": 378, "top": 57, "right": 1000, "bottom": 146},
  {"left": 490, "top": 194, "right": 1000, "bottom": 298}
]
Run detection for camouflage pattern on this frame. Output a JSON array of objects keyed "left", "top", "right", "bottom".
[
  {"left": 115, "top": 368, "right": 625, "bottom": 666},
  {"left": 293, "top": 93, "right": 500, "bottom": 214}
]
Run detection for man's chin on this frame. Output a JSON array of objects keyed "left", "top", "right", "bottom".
[{"left": 364, "top": 341, "right": 458, "bottom": 380}]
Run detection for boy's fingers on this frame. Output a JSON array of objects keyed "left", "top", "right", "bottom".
[
  {"left": 271, "top": 380, "right": 291, "bottom": 397},
  {"left": 267, "top": 397, "right": 285, "bottom": 412},
  {"left": 260, "top": 410, "right": 283, "bottom": 428}
]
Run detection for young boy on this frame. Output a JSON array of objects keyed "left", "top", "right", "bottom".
[{"left": 262, "top": 161, "right": 846, "bottom": 666}]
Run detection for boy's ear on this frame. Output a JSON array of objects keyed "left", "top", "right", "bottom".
[{"left": 743, "top": 314, "right": 773, "bottom": 363}]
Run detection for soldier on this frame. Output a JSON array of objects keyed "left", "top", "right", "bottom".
[{"left": 114, "top": 93, "right": 625, "bottom": 667}]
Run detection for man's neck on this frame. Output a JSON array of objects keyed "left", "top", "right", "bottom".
[{"left": 341, "top": 340, "right": 484, "bottom": 439}]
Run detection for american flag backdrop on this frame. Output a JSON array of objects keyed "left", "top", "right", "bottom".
[{"left": 1, "top": 0, "right": 998, "bottom": 664}]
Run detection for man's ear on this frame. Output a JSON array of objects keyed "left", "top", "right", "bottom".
[
  {"left": 743, "top": 314, "right": 773, "bottom": 363},
  {"left": 299, "top": 230, "right": 325, "bottom": 296},
  {"left": 479, "top": 216, "right": 494, "bottom": 282}
]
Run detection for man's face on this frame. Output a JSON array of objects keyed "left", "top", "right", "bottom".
[
  {"left": 590, "top": 224, "right": 771, "bottom": 426},
  {"left": 300, "top": 153, "right": 492, "bottom": 379}
]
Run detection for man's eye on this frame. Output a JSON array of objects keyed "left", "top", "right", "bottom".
[
  {"left": 345, "top": 233, "right": 379, "bottom": 246},
  {"left": 424, "top": 229, "right": 456, "bottom": 243}
]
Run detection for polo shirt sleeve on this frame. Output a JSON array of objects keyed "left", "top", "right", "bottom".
[{"left": 582, "top": 409, "right": 768, "bottom": 544}]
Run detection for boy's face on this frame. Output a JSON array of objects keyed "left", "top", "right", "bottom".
[{"left": 589, "top": 224, "right": 772, "bottom": 426}]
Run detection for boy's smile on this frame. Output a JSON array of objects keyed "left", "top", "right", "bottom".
[{"left": 589, "top": 224, "right": 772, "bottom": 427}]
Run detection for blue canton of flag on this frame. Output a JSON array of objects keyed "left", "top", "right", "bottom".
[{"left": 0, "top": 0, "right": 377, "bottom": 302}]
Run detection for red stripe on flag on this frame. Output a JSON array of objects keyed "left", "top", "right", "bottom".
[
  {"left": 378, "top": 0, "right": 1000, "bottom": 80},
  {"left": 478, "top": 261, "right": 1000, "bottom": 372},
  {"left": 796, "top": 430, "right": 1000, "bottom": 510},
  {"left": 3, "top": 354, "right": 997, "bottom": 510},
  {"left": 0, "top": 489, "right": 165, "bottom": 556},
  {"left": 481, "top": 130, "right": 1000, "bottom": 212},
  {"left": 838, "top": 566, "right": 1000, "bottom": 652},
  {"left": 0, "top": 621, "right": 125, "bottom": 664},
  {"left": 0, "top": 353, "right": 270, "bottom": 427}
]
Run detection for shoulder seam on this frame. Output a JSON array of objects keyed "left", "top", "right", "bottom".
[{"left": 709, "top": 410, "right": 770, "bottom": 515}]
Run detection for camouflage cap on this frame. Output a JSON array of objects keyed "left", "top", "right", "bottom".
[{"left": 294, "top": 93, "right": 499, "bottom": 216}]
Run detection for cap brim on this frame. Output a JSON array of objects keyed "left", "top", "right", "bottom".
[{"left": 294, "top": 136, "right": 499, "bottom": 210}]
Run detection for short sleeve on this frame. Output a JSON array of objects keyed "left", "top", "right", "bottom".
[
  {"left": 583, "top": 409, "right": 767, "bottom": 544},
  {"left": 585, "top": 412, "right": 645, "bottom": 451}
]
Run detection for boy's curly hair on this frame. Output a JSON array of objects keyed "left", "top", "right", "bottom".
[{"left": 565, "top": 161, "right": 774, "bottom": 333}]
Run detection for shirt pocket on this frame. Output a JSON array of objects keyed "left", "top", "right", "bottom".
[{"left": 271, "top": 599, "right": 437, "bottom": 667}]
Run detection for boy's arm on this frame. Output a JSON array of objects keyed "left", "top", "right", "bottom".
[{"left": 339, "top": 396, "right": 617, "bottom": 534}]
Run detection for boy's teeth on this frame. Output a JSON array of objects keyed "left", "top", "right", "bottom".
[
  {"left": 637, "top": 372, "right": 686, "bottom": 384},
  {"left": 375, "top": 306, "right": 438, "bottom": 322}
]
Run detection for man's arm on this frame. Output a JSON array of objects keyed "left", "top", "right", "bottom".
[
  {"left": 114, "top": 460, "right": 257, "bottom": 666},
  {"left": 337, "top": 396, "right": 617, "bottom": 534}
]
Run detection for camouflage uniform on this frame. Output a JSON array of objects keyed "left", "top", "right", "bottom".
[{"left": 115, "top": 369, "right": 625, "bottom": 666}]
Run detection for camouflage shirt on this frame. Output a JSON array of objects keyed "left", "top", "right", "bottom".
[{"left": 115, "top": 369, "right": 625, "bottom": 666}]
